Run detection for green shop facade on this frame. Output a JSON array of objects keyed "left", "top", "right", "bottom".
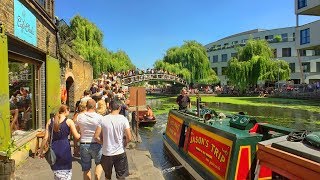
[{"left": 0, "top": 0, "right": 60, "bottom": 164}]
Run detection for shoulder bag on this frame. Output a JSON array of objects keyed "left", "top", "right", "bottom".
[{"left": 45, "top": 118, "right": 56, "bottom": 166}]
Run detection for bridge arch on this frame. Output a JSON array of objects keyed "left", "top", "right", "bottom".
[{"left": 120, "top": 73, "right": 188, "bottom": 86}]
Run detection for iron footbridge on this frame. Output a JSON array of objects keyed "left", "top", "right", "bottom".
[{"left": 121, "top": 73, "right": 188, "bottom": 86}]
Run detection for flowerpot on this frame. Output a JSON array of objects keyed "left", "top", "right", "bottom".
[{"left": 0, "top": 159, "right": 15, "bottom": 180}]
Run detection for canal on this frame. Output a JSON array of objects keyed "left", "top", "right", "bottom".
[{"left": 136, "top": 96, "right": 319, "bottom": 179}]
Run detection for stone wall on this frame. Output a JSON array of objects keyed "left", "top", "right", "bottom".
[
  {"left": 0, "top": 0, "right": 57, "bottom": 57},
  {"left": 62, "top": 45, "right": 93, "bottom": 110}
]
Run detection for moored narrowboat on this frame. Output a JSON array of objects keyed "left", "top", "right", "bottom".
[{"left": 163, "top": 105, "right": 294, "bottom": 179}]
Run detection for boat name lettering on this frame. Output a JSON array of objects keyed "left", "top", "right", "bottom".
[{"left": 189, "top": 135, "right": 226, "bottom": 163}]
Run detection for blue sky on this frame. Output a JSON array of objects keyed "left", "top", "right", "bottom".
[{"left": 55, "top": 0, "right": 319, "bottom": 69}]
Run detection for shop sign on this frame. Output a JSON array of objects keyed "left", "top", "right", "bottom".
[
  {"left": 187, "top": 125, "right": 233, "bottom": 179},
  {"left": 14, "top": 0, "right": 37, "bottom": 46},
  {"left": 165, "top": 114, "right": 183, "bottom": 145}
]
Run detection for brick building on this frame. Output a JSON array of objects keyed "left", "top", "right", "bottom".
[{"left": 0, "top": 0, "right": 93, "bottom": 164}]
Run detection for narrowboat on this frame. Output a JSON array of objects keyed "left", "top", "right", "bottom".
[{"left": 163, "top": 97, "right": 295, "bottom": 180}]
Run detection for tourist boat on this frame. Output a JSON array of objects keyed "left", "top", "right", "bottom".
[
  {"left": 162, "top": 97, "right": 296, "bottom": 180},
  {"left": 132, "top": 110, "right": 157, "bottom": 127}
]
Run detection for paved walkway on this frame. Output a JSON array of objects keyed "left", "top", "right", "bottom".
[{"left": 15, "top": 144, "right": 164, "bottom": 180}]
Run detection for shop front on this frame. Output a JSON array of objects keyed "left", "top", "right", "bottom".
[{"left": 0, "top": 0, "right": 60, "bottom": 165}]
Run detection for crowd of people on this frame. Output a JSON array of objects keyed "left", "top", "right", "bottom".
[{"left": 39, "top": 75, "right": 135, "bottom": 180}]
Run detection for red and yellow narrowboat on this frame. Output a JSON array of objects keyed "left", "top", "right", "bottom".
[{"left": 163, "top": 101, "right": 295, "bottom": 179}]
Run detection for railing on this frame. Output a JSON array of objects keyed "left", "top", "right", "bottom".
[{"left": 121, "top": 73, "right": 188, "bottom": 86}]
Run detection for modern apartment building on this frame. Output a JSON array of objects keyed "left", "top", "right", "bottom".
[
  {"left": 205, "top": 0, "right": 320, "bottom": 86},
  {"left": 295, "top": 0, "right": 320, "bottom": 84}
]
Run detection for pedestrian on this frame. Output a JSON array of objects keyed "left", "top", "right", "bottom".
[
  {"left": 94, "top": 100, "right": 132, "bottom": 180},
  {"left": 39, "top": 105, "right": 80, "bottom": 180},
  {"left": 144, "top": 105, "right": 154, "bottom": 120},
  {"left": 76, "top": 99, "right": 104, "bottom": 180},
  {"left": 72, "top": 101, "right": 87, "bottom": 157},
  {"left": 176, "top": 88, "right": 191, "bottom": 110}
]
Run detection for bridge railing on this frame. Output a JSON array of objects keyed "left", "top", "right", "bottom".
[{"left": 121, "top": 73, "right": 188, "bottom": 86}]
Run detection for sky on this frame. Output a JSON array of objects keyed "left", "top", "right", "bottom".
[{"left": 55, "top": 0, "right": 319, "bottom": 69}]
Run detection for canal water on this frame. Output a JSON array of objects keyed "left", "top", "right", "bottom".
[{"left": 136, "top": 97, "right": 320, "bottom": 179}]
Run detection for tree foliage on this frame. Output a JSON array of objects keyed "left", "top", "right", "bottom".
[
  {"left": 68, "top": 15, "right": 135, "bottom": 78},
  {"left": 156, "top": 40, "right": 219, "bottom": 84},
  {"left": 227, "top": 39, "right": 290, "bottom": 93}
]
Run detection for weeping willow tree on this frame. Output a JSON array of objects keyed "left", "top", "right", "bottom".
[
  {"left": 227, "top": 38, "right": 290, "bottom": 93},
  {"left": 156, "top": 40, "right": 218, "bottom": 84},
  {"left": 154, "top": 60, "right": 191, "bottom": 82},
  {"left": 69, "top": 15, "right": 134, "bottom": 78}
]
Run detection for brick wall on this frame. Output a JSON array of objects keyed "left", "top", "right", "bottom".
[
  {"left": 0, "top": 0, "right": 57, "bottom": 57},
  {"left": 62, "top": 45, "right": 93, "bottom": 109}
]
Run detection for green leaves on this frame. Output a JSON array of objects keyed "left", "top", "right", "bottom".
[
  {"left": 156, "top": 40, "right": 219, "bottom": 84},
  {"left": 68, "top": 15, "right": 135, "bottom": 78},
  {"left": 226, "top": 39, "right": 290, "bottom": 94}
]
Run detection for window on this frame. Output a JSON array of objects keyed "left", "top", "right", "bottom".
[
  {"left": 299, "top": 49, "right": 306, "bottom": 56},
  {"left": 317, "top": 62, "right": 320, "bottom": 72},
  {"left": 273, "top": 49, "right": 277, "bottom": 58},
  {"left": 289, "top": 63, "right": 295, "bottom": 73},
  {"left": 212, "top": 55, "right": 218, "bottom": 63},
  {"left": 293, "top": 32, "right": 295, "bottom": 41},
  {"left": 241, "top": 39, "right": 247, "bottom": 44},
  {"left": 314, "top": 50, "right": 320, "bottom": 56},
  {"left": 265, "top": 35, "right": 274, "bottom": 42},
  {"left": 221, "top": 54, "right": 228, "bottom": 62},
  {"left": 300, "top": 28, "right": 310, "bottom": 45},
  {"left": 298, "top": 0, "right": 307, "bottom": 9},
  {"left": 231, "top": 53, "right": 238, "bottom": 58},
  {"left": 281, "top": 33, "right": 288, "bottom": 42},
  {"left": 212, "top": 67, "right": 218, "bottom": 74},
  {"left": 232, "top": 41, "right": 238, "bottom": 45},
  {"left": 302, "top": 62, "right": 310, "bottom": 72},
  {"left": 208, "top": 56, "right": 210, "bottom": 61},
  {"left": 282, "top": 48, "right": 291, "bottom": 57},
  {"left": 9, "top": 61, "right": 37, "bottom": 139},
  {"left": 35, "top": 0, "right": 46, "bottom": 8},
  {"left": 222, "top": 67, "right": 228, "bottom": 75}
]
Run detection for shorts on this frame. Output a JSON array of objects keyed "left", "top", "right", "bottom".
[
  {"left": 101, "top": 153, "right": 129, "bottom": 179},
  {"left": 53, "top": 169, "right": 72, "bottom": 180},
  {"left": 80, "top": 143, "right": 102, "bottom": 171}
]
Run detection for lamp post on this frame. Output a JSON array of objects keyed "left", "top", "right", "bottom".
[{"left": 277, "top": 59, "right": 280, "bottom": 89}]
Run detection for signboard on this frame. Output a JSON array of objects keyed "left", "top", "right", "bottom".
[
  {"left": 165, "top": 114, "right": 183, "bottom": 145},
  {"left": 14, "top": 0, "right": 37, "bottom": 46},
  {"left": 187, "top": 125, "right": 233, "bottom": 179}
]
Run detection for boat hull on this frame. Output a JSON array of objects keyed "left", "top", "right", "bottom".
[{"left": 162, "top": 109, "right": 283, "bottom": 180}]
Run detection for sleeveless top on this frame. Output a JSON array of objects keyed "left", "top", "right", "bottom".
[{"left": 49, "top": 117, "right": 72, "bottom": 171}]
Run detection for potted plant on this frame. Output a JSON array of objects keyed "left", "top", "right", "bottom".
[{"left": 0, "top": 138, "right": 17, "bottom": 180}]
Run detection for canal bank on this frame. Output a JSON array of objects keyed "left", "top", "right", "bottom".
[
  {"left": 15, "top": 147, "right": 164, "bottom": 180},
  {"left": 14, "top": 112, "right": 165, "bottom": 180},
  {"left": 15, "top": 138, "right": 164, "bottom": 180}
]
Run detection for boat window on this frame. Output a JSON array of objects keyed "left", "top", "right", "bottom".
[{"left": 179, "top": 124, "right": 188, "bottom": 148}]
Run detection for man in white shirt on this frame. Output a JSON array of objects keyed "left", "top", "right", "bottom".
[
  {"left": 76, "top": 99, "right": 103, "bottom": 180},
  {"left": 94, "top": 100, "right": 132, "bottom": 180},
  {"left": 80, "top": 90, "right": 92, "bottom": 104}
]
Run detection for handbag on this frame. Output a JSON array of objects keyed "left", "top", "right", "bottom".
[{"left": 45, "top": 119, "right": 56, "bottom": 165}]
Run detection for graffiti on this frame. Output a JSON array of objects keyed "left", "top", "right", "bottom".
[{"left": 0, "top": 94, "right": 7, "bottom": 106}]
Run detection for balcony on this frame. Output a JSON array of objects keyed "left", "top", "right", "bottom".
[
  {"left": 295, "top": 0, "right": 320, "bottom": 16},
  {"left": 296, "top": 20, "right": 320, "bottom": 50}
]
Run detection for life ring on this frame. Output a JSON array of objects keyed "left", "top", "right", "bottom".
[{"left": 61, "top": 87, "right": 67, "bottom": 104}]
